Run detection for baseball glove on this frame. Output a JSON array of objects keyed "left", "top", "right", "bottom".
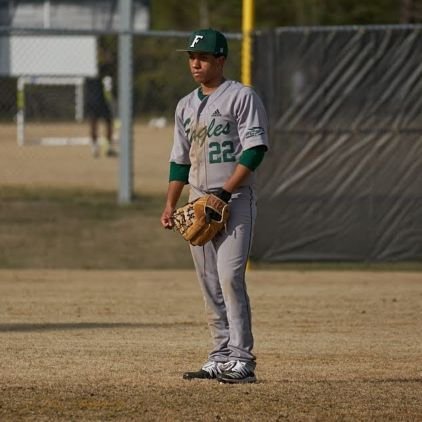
[{"left": 172, "top": 194, "right": 230, "bottom": 246}]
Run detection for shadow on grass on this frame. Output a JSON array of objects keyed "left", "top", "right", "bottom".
[
  {"left": 0, "top": 321, "right": 202, "bottom": 333},
  {"left": 275, "top": 378, "right": 422, "bottom": 384}
]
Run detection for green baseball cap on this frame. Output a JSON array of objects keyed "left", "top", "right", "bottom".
[{"left": 177, "top": 28, "right": 228, "bottom": 58}]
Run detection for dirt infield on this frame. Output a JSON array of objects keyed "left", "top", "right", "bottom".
[
  {"left": 0, "top": 122, "right": 173, "bottom": 194},
  {"left": 0, "top": 269, "right": 421, "bottom": 421}
]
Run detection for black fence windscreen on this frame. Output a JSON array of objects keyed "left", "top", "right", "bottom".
[{"left": 252, "top": 26, "right": 422, "bottom": 262}]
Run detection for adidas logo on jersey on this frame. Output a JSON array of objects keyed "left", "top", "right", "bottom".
[{"left": 211, "top": 109, "right": 222, "bottom": 117}]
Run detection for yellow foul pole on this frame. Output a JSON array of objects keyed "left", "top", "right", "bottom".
[
  {"left": 241, "top": 0, "right": 255, "bottom": 86},
  {"left": 242, "top": 0, "right": 254, "bottom": 272}
]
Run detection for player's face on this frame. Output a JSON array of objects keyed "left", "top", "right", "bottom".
[{"left": 188, "top": 52, "right": 225, "bottom": 88}]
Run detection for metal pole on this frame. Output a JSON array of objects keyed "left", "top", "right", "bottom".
[{"left": 118, "top": 0, "right": 133, "bottom": 204}]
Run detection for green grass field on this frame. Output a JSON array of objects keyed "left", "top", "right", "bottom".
[
  {"left": 1, "top": 185, "right": 422, "bottom": 271},
  {"left": 0, "top": 185, "right": 191, "bottom": 269}
]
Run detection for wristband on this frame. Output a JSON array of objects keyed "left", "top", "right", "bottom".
[{"left": 217, "top": 189, "right": 232, "bottom": 203}]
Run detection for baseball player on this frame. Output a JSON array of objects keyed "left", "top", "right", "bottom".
[{"left": 160, "top": 28, "right": 269, "bottom": 383}]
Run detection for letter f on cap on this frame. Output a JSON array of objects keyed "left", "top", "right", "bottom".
[{"left": 190, "top": 35, "right": 204, "bottom": 47}]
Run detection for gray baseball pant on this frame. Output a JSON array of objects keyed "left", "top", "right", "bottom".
[{"left": 189, "top": 186, "right": 257, "bottom": 364}]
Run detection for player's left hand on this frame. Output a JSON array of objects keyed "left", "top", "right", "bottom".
[{"left": 205, "top": 189, "right": 231, "bottom": 222}]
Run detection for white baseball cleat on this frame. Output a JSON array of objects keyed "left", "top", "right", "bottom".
[
  {"left": 217, "top": 360, "right": 257, "bottom": 384},
  {"left": 91, "top": 141, "right": 100, "bottom": 158}
]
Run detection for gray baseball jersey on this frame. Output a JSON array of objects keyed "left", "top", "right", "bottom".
[{"left": 170, "top": 80, "right": 269, "bottom": 192}]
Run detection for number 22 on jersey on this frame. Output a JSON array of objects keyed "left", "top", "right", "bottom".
[{"left": 208, "top": 140, "right": 236, "bottom": 163}]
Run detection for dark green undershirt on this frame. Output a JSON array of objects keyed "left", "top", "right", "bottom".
[
  {"left": 169, "top": 161, "right": 191, "bottom": 182},
  {"left": 198, "top": 88, "right": 207, "bottom": 100},
  {"left": 169, "top": 146, "right": 267, "bottom": 182},
  {"left": 239, "top": 145, "right": 267, "bottom": 170}
]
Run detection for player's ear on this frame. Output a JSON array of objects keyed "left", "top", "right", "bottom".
[{"left": 216, "top": 55, "right": 226, "bottom": 67}]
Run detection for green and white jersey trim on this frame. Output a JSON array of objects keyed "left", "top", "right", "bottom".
[{"left": 170, "top": 80, "right": 269, "bottom": 192}]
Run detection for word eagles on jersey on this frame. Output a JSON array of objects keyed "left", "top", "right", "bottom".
[{"left": 184, "top": 117, "right": 231, "bottom": 146}]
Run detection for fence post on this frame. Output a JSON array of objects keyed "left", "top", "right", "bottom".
[{"left": 118, "top": 0, "right": 133, "bottom": 204}]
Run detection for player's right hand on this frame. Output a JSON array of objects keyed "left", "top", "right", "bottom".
[{"left": 160, "top": 206, "right": 175, "bottom": 229}]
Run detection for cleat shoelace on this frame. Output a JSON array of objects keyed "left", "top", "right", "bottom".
[
  {"left": 220, "top": 361, "right": 254, "bottom": 378},
  {"left": 202, "top": 361, "right": 224, "bottom": 377}
]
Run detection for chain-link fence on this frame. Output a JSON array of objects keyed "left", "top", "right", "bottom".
[
  {"left": 0, "top": 31, "right": 241, "bottom": 139},
  {"left": 0, "top": 28, "right": 241, "bottom": 191}
]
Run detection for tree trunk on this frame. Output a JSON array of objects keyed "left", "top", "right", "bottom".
[
  {"left": 400, "top": 0, "right": 413, "bottom": 23},
  {"left": 199, "top": 0, "right": 209, "bottom": 27}
]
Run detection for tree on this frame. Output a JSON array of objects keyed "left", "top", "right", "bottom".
[{"left": 150, "top": 0, "right": 404, "bottom": 30}]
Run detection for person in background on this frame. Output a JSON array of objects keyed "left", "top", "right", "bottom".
[{"left": 85, "top": 48, "right": 117, "bottom": 158}]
